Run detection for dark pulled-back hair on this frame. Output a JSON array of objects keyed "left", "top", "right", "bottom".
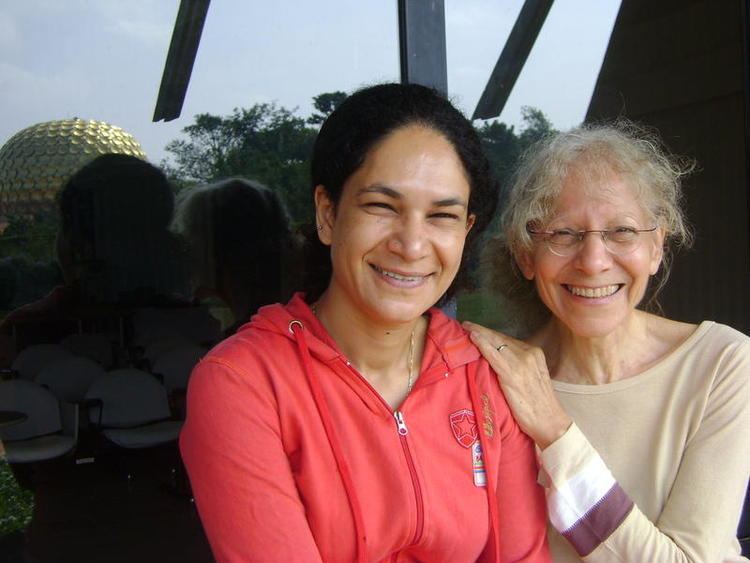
[{"left": 305, "top": 82, "right": 498, "bottom": 302}]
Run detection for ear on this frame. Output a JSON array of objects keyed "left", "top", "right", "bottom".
[
  {"left": 649, "top": 226, "right": 666, "bottom": 275},
  {"left": 465, "top": 213, "right": 476, "bottom": 233},
  {"left": 516, "top": 249, "right": 536, "bottom": 280},
  {"left": 314, "top": 185, "right": 335, "bottom": 246}
]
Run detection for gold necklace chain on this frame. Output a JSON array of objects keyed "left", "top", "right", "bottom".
[
  {"left": 311, "top": 301, "right": 416, "bottom": 394},
  {"left": 406, "top": 329, "right": 415, "bottom": 393}
]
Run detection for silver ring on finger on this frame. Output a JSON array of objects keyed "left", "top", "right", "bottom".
[{"left": 495, "top": 344, "right": 508, "bottom": 352}]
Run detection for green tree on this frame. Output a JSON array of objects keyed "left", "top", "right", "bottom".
[
  {"left": 0, "top": 214, "right": 58, "bottom": 262},
  {"left": 307, "top": 91, "right": 348, "bottom": 124},
  {"left": 0, "top": 459, "right": 34, "bottom": 535},
  {"left": 476, "top": 106, "right": 557, "bottom": 193},
  {"left": 163, "top": 103, "right": 319, "bottom": 222},
  {"left": 163, "top": 94, "right": 555, "bottom": 225},
  {"left": 517, "top": 106, "right": 557, "bottom": 151},
  {"left": 0, "top": 213, "right": 61, "bottom": 311},
  {"left": 476, "top": 120, "right": 520, "bottom": 189},
  {"left": 473, "top": 106, "right": 556, "bottom": 242}
]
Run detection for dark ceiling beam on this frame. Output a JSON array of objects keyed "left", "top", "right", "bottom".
[
  {"left": 472, "top": 0, "right": 554, "bottom": 120},
  {"left": 398, "top": 0, "right": 448, "bottom": 96},
  {"left": 153, "top": 0, "right": 211, "bottom": 122}
]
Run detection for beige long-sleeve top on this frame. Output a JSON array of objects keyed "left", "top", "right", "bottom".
[{"left": 540, "top": 321, "right": 750, "bottom": 562}]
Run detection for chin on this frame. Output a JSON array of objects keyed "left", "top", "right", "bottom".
[{"left": 368, "top": 298, "right": 433, "bottom": 325}]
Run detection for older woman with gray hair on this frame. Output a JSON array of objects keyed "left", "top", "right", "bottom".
[{"left": 465, "top": 121, "right": 750, "bottom": 562}]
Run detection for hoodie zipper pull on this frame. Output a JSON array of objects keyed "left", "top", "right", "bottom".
[{"left": 394, "top": 411, "right": 408, "bottom": 436}]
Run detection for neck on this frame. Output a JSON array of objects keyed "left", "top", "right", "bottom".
[
  {"left": 533, "top": 311, "right": 653, "bottom": 385},
  {"left": 312, "top": 289, "right": 425, "bottom": 390}
]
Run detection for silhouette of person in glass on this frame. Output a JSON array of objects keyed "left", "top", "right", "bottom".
[
  {"left": 0, "top": 154, "right": 189, "bottom": 366},
  {"left": 172, "top": 178, "right": 299, "bottom": 334}
]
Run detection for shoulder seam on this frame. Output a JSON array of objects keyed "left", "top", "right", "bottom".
[{"left": 199, "top": 355, "right": 255, "bottom": 380}]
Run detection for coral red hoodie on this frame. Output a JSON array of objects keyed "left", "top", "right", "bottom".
[{"left": 180, "top": 294, "right": 549, "bottom": 562}]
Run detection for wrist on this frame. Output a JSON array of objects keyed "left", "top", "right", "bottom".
[{"left": 535, "top": 415, "right": 572, "bottom": 451}]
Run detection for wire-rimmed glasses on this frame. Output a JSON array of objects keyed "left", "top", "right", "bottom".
[{"left": 527, "top": 225, "right": 658, "bottom": 257}]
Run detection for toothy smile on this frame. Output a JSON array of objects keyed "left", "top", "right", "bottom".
[
  {"left": 371, "top": 264, "right": 427, "bottom": 283},
  {"left": 565, "top": 284, "right": 621, "bottom": 298}
]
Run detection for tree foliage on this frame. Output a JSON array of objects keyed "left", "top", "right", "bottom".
[
  {"left": 0, "top": 96, "right": 556, "bottom": 319},
  {"left": 476, "top": 105, "right": 558, "bottom": 189},
  {"left": 163, "top": 95, "right": 556, "bottom": 225},
  {"left": 0, "top": 458, "right": 34, "bottom": 535},
  {"left": 518, "top": 106, "right": 556, "bottom": 149},
  {"left": 162, "top": 104, "right": 319, "bottom": 222},
  {"left": 308, "top": 91, "right": 347, "bottom": 125},
  {"left": 0, "top": 214, "right": 58, "bottom": 262},
  {"left": 0, "top": 213, "right": 61, "bottom": 309},
  {"left": 473, "top": 106, "right": 557, "bottom": 239}
]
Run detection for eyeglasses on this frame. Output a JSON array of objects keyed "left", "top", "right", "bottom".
[{"left": 527, "top": 225, "right": 658, "bottom": 257}]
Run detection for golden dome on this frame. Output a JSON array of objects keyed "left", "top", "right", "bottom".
[{"left": 0, "top": 118, "right": 148, "bottom": 215}]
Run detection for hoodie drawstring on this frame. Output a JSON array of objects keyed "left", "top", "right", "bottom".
[
  {"left": 289, "top": 320, "right": 368, "bottom": 563},
  {"left": 467, "top": 362, "right": 502, "bottom": 562}
]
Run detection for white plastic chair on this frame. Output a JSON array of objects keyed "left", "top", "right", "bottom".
[
  {"left": 0, "top": 380, "right": 78, "bottom": 464},
  {"left": 35, "top": 356, "right": 105, "bottom": 403},
  {"left": 84, "top": 369, "right": 182, "bottom": 449},
  {"left": 60, "top": 333, "right": 115, "bottom": 369},
  {"left": 12, "top": 344, "right": 75, "bottom": 381}
]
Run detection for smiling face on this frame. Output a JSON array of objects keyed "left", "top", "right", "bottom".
[
  {"left": 517, "top": 168, "right": 665, "bottom": 339},
  {"left": 315, "top": 125, "right": 475, "bottom": 327}
]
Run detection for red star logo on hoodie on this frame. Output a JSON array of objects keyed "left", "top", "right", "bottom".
[{"left": 449, "top": 409, "right": 478, "bottom": 448}]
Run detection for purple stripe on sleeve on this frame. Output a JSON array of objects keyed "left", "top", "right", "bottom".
[{"left": 562, "top": 483, "right": 634, "bottom": 556}]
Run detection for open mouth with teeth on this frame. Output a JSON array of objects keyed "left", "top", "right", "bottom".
[
  {"left": 564, "top": 284, "right": 622, "bottom": 298},
  {"left": 370, "top": 264, "right": 429, "bottom": 285}
]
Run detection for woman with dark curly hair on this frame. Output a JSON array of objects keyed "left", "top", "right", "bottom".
[{"left": 180, "top": 83, "right": 550, "bottom": 562}]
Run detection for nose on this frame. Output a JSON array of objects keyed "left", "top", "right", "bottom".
[
  {"left": 573, "top": 231, "right": 612, "bottom": 273},
  {"left": 387, "top": 215, "right": 427, "bottom": 261}
]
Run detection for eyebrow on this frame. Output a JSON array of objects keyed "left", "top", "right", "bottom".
[{"left": 357, "top": 184, "right": 468, "bottom": 208}]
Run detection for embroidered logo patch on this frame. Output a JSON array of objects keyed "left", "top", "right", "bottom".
[
  {"left": 481, "top": 393, "right": 495, "bottom": 438},
  {"left": 449, "top": 409, "right": 478, "bottom": 448}
]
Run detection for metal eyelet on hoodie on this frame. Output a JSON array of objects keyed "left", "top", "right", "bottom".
[{"left": 288, "top": 320, "right": 303, "bottom": 334}]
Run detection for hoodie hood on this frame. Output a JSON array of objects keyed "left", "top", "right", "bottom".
[{"left": 243, "top": 293, "right": 482, "bottom": 373}]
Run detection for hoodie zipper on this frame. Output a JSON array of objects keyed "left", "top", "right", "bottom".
[
  {"left": 393, "top": 410, "right": 425, "bottom": 546},
  {"left": 340, "top": 359, "right": 426, "bottom": 546}
]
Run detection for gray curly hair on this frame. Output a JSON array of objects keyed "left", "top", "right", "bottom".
[{"left": 484, "top": 120, "right": 694, "bottom": 336}]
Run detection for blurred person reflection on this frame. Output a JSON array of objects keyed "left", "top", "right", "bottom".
[
  {"left": 0, "top": 153, "right": 189, "bottom": 365},
  {"left": 0, "top": 154, "right": 193, "bottom": 561},
  {"left": 172, "top": 178, "right": 300, "bottom": 334},
  {"left": 55, "top": 153, "right": 187, "bottom": 307}
]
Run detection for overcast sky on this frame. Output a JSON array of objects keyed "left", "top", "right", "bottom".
[{"left": 0, "top": 1, "right": 621, "bottom": 165}]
